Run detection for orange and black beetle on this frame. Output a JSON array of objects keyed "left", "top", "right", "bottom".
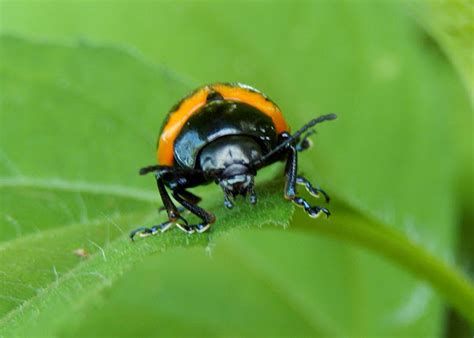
[{"left": 130, "top": 83, "right": 336, "bottom": 240}]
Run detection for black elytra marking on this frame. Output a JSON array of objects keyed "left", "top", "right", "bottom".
[{"left": 206, "top": 91, "right": 224, "bottom": 103}]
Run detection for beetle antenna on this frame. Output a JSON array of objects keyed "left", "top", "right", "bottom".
[
  {"left": 139, "top": 165, "right": 162, "bottom": 175},
  {"left": 253, "top": 113, "right": 337, "bottom": 168}
]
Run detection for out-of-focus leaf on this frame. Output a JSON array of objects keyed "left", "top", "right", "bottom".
[
  {"left": 406, "top": 0, "right": 474, "bottom": 102},
  {"left": 406, "top": 2, "right": 474, "bottom": 334}
]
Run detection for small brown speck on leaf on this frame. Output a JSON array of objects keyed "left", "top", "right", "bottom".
[{"left": 73, "top": 248, "right": 89, "bottom": 258}]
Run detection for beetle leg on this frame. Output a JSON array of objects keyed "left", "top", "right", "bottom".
[
  {"left": 284, "top": 145, "right": 330, "bottom": 218},
  {"left": 129, "top": 173, "right": 187, "bottom": 240},
  {"left": 223, "top": 190, "right": 234, "bottom": 209},
  {"left": 158, "top": 189, "right": 200, "bottom": 214},
  {"left": 172, "top": 189, "right": 216, "bottom": 233},
  {"left": 159, "top": 206, "right": 186, "bottom": 214},
  {"left": 284, "top": 144, "right": 297, "bottom": 198},
  {"left": 248, "top": 179, "right": 257, "bottom": 205},
  {"left": 129, "top": 219, "right": 175, "bottom": 241},
  {"left": 154, "top": 174, "right": 182, "bottom": 221},
  {"left": 296, "top": 175, "right": 330, "bottom": 203},
  {"left": 176, "top": 188, "right": 202, "bottom": 205},
  {"left": 292, "top": 197, "right": 330, "bottom": 218},
  {"left": 140, "top": 166, "right": 197, "bottom": 216}
]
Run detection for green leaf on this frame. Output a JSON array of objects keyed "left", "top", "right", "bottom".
[
  {"left": 406, "top": 2, "right": 474, "bottom": 334},
  {"left": 37, "top": 208, "right": 474, "bottom": 338},
  {"left": 0, "top": 35, "right": 293, "bottom": 336},
  {"left": 1, "top": 0, "right": 473, "bottom": 336},
  {"left": 406, "top": 0, "right": 474, "bottom": 102}
]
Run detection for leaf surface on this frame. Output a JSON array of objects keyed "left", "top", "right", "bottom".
[{"left": 0, "top": 1, "right": 473, "bottom": 335}]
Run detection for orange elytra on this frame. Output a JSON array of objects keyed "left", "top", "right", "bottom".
[{"left": 157, "top": 83, "right": 289, "bottom": 165}]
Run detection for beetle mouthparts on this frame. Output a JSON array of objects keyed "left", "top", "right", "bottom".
[{"left": 221, "top": 163, "right": 250, "bottom": 178}]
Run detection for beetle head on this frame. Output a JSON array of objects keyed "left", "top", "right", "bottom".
[
  {"left": 218, "top": 164, "right": 257, "bottom": 208},
  {"left": 199, "top": 135, "right": 261, "bottom": 208}
]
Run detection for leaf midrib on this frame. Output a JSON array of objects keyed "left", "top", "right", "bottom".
[{"left": 0, "top": 176, "right": 156, "bottom": 203}]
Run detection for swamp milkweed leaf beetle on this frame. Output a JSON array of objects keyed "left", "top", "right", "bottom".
[{"left": 130, "top": 83, "right": 337, "bottom": 240}]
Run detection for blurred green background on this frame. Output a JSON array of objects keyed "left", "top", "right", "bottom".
[{"left": 0, "top": 1, "right": 473, "bottom": 337}]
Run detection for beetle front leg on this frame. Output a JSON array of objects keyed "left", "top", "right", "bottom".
[
  {"left": 158, "top": 188, "right": 201, "bottom": 214},
  {"left": 172, "top": 189, "right": 216, "bottom": 234},
  {"left": 129, "top": 173, "right": 187, "bottom": 240},
  {"left": 284, "top": 145, "right": 330, "bottom": 218}
]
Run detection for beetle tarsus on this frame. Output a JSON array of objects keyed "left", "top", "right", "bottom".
[
  {"left": 196, "top": 223, "right": 212, "bottom": 233},
  {"left": 176, "top": 222, "right": 212, "bottom": 234},
  {"left": 129, "top": 221, "right": 172, "bottom": 241},
  {"left": 130, "top": 214, "right": 205, "bottom": 240},
  {"left": 249, "top": 188, "right": 257, "bottom": 205},
  {"left": 296, "top": 176, "right": 330, "bottom": 203},
  {"left": 129, "top": 227, "right": 149, "bottom": 241},
  {"left": 224, "top": 197, "right": 234, "bottom": 209},
  {"left": 176, "top": 223, "right": 196, "bottom": 234},
  {"left": 292, "top": 197, "right": 330, "bottom": 218}
]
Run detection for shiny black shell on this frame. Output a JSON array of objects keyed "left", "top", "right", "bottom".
[{"left": 173, "top": 100, "right": 278, "bottom": 169}]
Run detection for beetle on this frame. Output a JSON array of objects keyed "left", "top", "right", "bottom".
[{"left": 130, "top": 83, "right": 336, "bottom": 240}]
